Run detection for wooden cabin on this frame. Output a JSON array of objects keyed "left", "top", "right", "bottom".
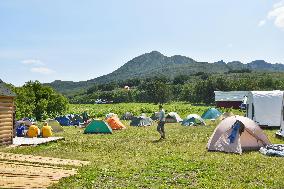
[
  {"left": 214, "top": 91, "right": 248, "bottom": 109},
  {"left": 0, "top": 80, "right": 16, "bottom": 145}
]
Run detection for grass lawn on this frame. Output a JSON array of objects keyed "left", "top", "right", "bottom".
[{"left": 1, "top": 103, "right": 284, "bottom": 188}]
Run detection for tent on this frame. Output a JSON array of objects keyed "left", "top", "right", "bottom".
[
  {"left": 165, "top": 112, "right": 183, "bottom": 123},
  {"left": 106, "top": 113, "right": 117, "bottom": 119},
  {"left": 55, "top": 116, "right": 72, "bottom": 126},
  {"left": 82, "top": 111, "right": 89, "bottom": 122},
  {"left": 130, "top": 116, "right": 153, "bottom": 126},
  {"left": 15, "top": 120, "right": 32, "bottom": 127},
  {"left": 218, "top": 112, "right": 235, "bottom": 121},
  {"left": 106, "top": 117, "right": 126, "bottom": 130},
  {"left": 201, "top": 108, "right": 222, "bottom": 120},
  {"left": 68, "top": 114, "right": 83, "bottom": 126},
  {"left": 45, "top": 119, "right": 63, "bottom": 133},
  {"left": 121, "top": 112, "right": 133, "bottom": 120},
  {"left": 207, "top": 115, "right": 271, "bottom": 154},
  {"left": 151, "top": 112, "right": 160, "bottom": 121},
  {"left": 182, "top": 114, "right": 206, "bottom": 126},
  {"left": 84, "top": 120, "right": 112, "bottom": 134},
  {"left": 246, "top": 91, "right": 284, "bottom": 127}
]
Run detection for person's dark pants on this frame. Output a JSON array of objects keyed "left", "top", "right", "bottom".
[{"left": 157, "top": 121, "right": 165, "bottom": 139}]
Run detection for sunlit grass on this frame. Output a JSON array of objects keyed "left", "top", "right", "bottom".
[{"left": 1, "top": 104, "right": 283, "bottom": 188}]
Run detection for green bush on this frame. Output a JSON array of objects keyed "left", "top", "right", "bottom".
[{"left": 13, "top": 81, "right": 69, "bottom": 120}]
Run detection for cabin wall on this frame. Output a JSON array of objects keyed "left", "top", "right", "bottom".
[
  {"left": 0, "top": 96, "right": 14, "bottom": 145},
  {"left": 216, "top": 101, "right": 242, "bottom": 109}
]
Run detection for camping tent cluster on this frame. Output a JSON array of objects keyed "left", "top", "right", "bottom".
[
  {"left": 55, "top": 114, "right": 85, "bottom": 126},
  {"left": 84, "top": 114, "right": 126, "bottom": 134},
  {"left": 3, "top": 84, "right": 277, "bottom": 157}
]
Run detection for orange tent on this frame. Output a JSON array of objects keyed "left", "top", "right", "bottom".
[{"left": 106, "top": 117, "right": 126, "bottom": 130}]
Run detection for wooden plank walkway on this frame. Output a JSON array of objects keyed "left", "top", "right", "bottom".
[
  {"left": 0, "top": 153, "right": 90, "bottom": 188},
  {"left": 12, "top": 137, "right": 65, "bottom": 146},
  {"left": 0, "top": 152, "right": 89, "bottom": 166}
]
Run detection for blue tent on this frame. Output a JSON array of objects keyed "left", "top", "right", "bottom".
[
  {"left": 55, "top": 116, "right": 72, "bottom": 126},
  {"left": 67, "top": 114, "right": 83, "bottom": 126},
  {"left": 201, "top": 108, "right": 222, "bottom": 120}
]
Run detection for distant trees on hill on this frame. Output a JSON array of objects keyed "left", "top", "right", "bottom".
[{"left": 69, "top": 73, "right": 284, "bottom": 104}]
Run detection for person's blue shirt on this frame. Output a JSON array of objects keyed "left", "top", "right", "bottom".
[{"left": 16, "top": 125, "right": 26, "bottom": 137}]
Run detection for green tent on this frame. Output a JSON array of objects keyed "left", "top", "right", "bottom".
[
  {"left": 46, "top": 119, "right": 63, "bottom": 133},
  {"left": 201, "top": 108, "right": 222, "bottom": 120},
  {"left": 84, "top": 120, "right": 113, "bottom": 134}
]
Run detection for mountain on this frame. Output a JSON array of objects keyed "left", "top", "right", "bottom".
[{"left": 46, "top": 51, "right": 284, "bottom": 94}]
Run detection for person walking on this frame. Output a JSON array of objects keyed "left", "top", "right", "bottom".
[{"left": 157, "top": 104, "right": 166, "bottom": 140}]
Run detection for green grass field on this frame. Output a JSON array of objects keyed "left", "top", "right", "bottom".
[{"left": 1, "top": 103, "right": 284, "bottom": 188}]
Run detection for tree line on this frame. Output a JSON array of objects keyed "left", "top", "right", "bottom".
[
  {"left": 7, "top": 72, "right": 284, "bottom": 120},
  {"left": 69, "top": 72, "right": 284, "bottom": 104},
  {"left": 10, "top": 81, "right": 69, "bottom": 121}
]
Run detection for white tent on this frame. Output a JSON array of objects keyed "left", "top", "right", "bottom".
[
  {"left": 165, "top": 112, "right": 183, "bottom": 123},
  {"left": 207, "top": 116, "right": 271, "bottom": 154},
  {"left": 246, "top": 91, "right": 284, "bottom": 127}
]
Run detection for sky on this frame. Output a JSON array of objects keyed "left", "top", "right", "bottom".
[{"left": 0, "top": 0, "right": 284, "bottom": 86}]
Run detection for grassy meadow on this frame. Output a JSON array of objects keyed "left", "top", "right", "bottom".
[{"left": 1, "top": 103, "right": 284, "bottom": 188}]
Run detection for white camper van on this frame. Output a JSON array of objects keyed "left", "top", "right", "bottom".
[{"left": 246, "top": 91, "right": 284, "bottom": 128}]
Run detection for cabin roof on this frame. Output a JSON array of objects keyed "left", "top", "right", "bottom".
[{"left": 214, "top": 91, "right": 248, "bottom": 102}]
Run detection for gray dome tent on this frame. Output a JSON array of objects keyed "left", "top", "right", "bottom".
[
  {"left": 165, "top": 112, "right": 183, "bottom": 123},
  {"left": 182, "top": 114, "right": 206, "bottom": 126},
  {"left": 121, "top": 112, "right": 133, "bottom": 120},
  {"left": 151, "top": 112, "right": 160, "bottom": 121},
  {"left": 130, "top": 116, "right": 153, "bottom": 126}
]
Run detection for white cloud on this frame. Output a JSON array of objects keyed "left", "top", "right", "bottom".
[
  {"left": 267, "top": 1, "right": 284, "bottom": 30},
  {"left": 273, "top": 0, "right": 284, "bottom": 8},
  {"left": 30, "top": 67, "right": 55, "bottom": 75},
  {"left": 258, "top": 19, "right": 266, "bottom": 27},
  {"left": 21, "top": 59, "right": 44, "bottom": 66}
]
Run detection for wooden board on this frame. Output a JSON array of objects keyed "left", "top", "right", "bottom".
[
  {"left": 0, "top": 130, "right": 12, "bottom": 135},
  {"left": 0, "top": 114, "right": 13, "bottom": 119},
  {"left": 0, "top": 126, "right": 13, "bottom": 130},
  {"left": 0, "top": 107, "right": 13, "bottom": 110},
  {"left": 0, "top": 151, "right": 90, "bottom": 189},
  {"left": 0, "top": 118, "right": 13, "bottom": 122},
  {"left": 0, "top": 160, "right": 77, "bottom": 189},
  {"left": 0, "top": 122, "right": 13, "bottom": 127},
  {"left": 0, "top": 110, "right": 13, "bottom": 113},
  {"left": 12, "top": 137, "right": 64, "bottom": 146},
  {"left": 0, "top": 152, "right": 89, "bottom": 167},
  {"left": 0, "top": 98, "right": 13, "bottom": 103},
  {"left": 0, "top": 102, "right": 13, "bottom": 107}
]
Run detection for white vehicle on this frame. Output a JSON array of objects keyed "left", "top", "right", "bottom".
[{"left": 246, "top": 91, "right": 284, "bottom": 128}]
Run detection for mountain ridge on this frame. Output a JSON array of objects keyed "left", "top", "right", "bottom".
[{"left": 45, "top": 51, "right": 284, "bottom": 94}]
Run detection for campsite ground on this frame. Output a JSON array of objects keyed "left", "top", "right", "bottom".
[{"left": 1, "top": 103, "right": 284, "bottom": 188}]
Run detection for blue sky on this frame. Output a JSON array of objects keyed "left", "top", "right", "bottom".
[{"left": 1, "top": 0, "right": 284, "bottom": 86}]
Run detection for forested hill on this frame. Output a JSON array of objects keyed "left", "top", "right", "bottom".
[{"left": 46, "top": 51, "right": 284, "bottom": 94}]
